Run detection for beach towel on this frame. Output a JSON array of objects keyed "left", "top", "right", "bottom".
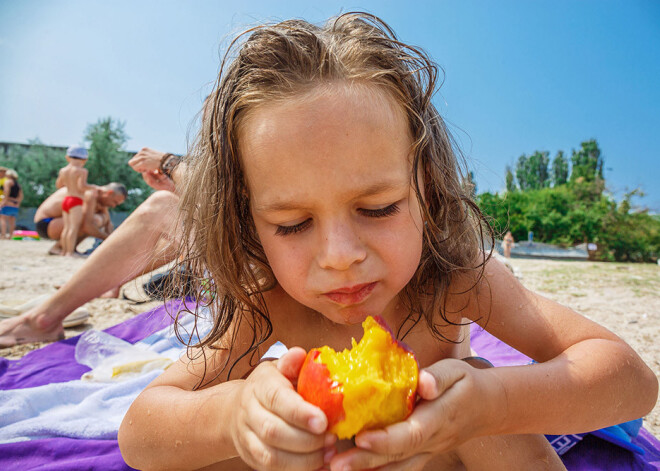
[
  {"left": 0, "top": 301, "right": 193, "bottom": 470},
  {"left": 1, "top": 305, "right": 659, "bottom": 470}
]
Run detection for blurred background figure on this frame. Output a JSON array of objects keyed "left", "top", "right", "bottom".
[
  {"left": 0, "top": 169, "right": 23, "bottom": 239},
  {"left": 0, "top": 166, "right": 7, "bottom": 205},
  {"left": 502, "top": 230, "right": 515, "bottom": 258}
]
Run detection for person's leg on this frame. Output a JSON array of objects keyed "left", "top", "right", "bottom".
[
  {"left": 0, "top": 214, "right": 7, "bottom": 238},
  {"left": 8, "top": 214, "right": 16, "bottom": 237},
  {"left": 0, "top": 191, "right": 180, "bottom": 347},
  {"left": 44, "top": 217, "right": 65, "bottom": 254},
  {"left": 61, "top": 210, "right": 72, "bottom": 255},
  {"left": 448, "top": 433, "right": 565, "bottom": 470},
  {"left": 421, "top": 357, "right": 566, "bottom": 470},
  {"left": 64, "top": 205, "right": 84, "bottom": 257}
]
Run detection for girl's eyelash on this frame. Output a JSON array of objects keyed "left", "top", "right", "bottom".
[
  {"left": 359, "top": 203, "right": 400, "bottom": 218},
  {"left": 275, "top": 218, "right": 311, "bottom": 236},
  {"left": 274, "top": 203, "right": 400, "bottom": 236}
]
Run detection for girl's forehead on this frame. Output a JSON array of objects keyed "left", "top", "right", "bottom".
[
  {"left": 239, "top": 82, "right": 409, "bottom": 151},
  {"left": 239, "top": 83, "right": 415, "bottom": 206}
]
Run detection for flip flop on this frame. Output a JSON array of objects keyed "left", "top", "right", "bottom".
[
  {"left": 62, "top": 308, "right": 90, "bottom": 328},
  {"left": 0, "top": 294, "right": 52, "bottom": 318}
]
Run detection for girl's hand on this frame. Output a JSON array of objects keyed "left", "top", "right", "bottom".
[
  {"left": 231, "top": 347, "right": 338, "bottom": 471},
  {"left": 329, "top": 359, "right": 505, "bottom": 470}
]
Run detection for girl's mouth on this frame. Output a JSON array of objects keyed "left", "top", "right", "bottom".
[{"left": 324, "top": 282, "right": 377, "bottom": 305}]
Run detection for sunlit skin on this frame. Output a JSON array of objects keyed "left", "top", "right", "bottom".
[{"left": 242, "top": 83, "right": 424, "bottom": 329}]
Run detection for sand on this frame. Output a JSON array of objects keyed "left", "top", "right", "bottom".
[
  {"left": 1, "top": 238, "right": 659, "bottom": 437},
  {"left": 0, "top": 239, "right": 163, "bottom": 358}
]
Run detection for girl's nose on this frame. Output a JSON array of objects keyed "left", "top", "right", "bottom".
[{"left": 317, "top": 222, "right": 367, "bottom": 271}]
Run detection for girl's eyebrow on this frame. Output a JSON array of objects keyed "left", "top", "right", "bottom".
[{"left": 255, "top": 181, "right": 406, "bottom": 212}]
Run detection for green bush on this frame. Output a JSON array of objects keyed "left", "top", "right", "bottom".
[{"left": 477, "top": 184, "right": 660, "bottom": 263}]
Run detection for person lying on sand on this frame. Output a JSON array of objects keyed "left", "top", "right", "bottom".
[
  {"left": 34, "top": 182, "right": 127, "bottom": 255},
  {"left": 0, "top": 148, "right": 183, "bottom": 347}
]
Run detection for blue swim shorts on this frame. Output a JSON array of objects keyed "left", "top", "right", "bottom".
[{"left": 0, "top": 206, "right": 19, "bottom": 217}]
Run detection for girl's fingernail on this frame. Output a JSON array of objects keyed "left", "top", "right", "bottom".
[{"left": 323, "top": 447, "right": 336, "bottom": 464}]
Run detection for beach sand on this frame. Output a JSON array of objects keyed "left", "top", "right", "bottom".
[{"left": 1, "top": 238, "right": 659, "bottom": 437}]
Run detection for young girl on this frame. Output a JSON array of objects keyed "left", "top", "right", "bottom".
[{"left": 119, "top": 13, "right": 657, "bottom": 470}]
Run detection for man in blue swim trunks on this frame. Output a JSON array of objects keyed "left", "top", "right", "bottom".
[{"left": 33, "top": 182, "right": 127, "bottom": 254}]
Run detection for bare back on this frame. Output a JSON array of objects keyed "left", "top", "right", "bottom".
[
  {"left": 58, "top": 164, "right": 89, "bottom": 198},
  {"left": 34, "top": 188, "right": 67, "bottom": 221}
]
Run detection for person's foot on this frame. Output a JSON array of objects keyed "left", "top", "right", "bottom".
[
  {"left": 100, "top": 286, "right": 121, "bottom": 298},
  {"left": 48, "top": 243, "right": 63, "bottom": 256},
  {"left": 0, "top": 313, "right": 65, "bottom": 348}
]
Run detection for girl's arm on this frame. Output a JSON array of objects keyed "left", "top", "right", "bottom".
[
  {"left": 118, "top": 349, "right": 245, "bottom": 470},
  {"left": 466, "top": 257, "right": 657, "bottom": 435},
  {"left": 119, "top": 340, "right": 331, "bottom": 470}
]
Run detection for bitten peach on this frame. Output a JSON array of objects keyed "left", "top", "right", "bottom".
[{"left": 297, "top": 316, "right": 419, "bottom": 439}]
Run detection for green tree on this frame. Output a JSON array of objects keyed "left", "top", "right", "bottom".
[
  {"left": 505, "top": 165, "right": 516, "bottom": 192},
  {"left": 570, "top": 139, "right": 603, "bottom": 183},
  {"left": 516, "top": 151, "right": 550, "bottom": 191},
  {"left": 84, "top": 117, "right": 129, "bottom": 185},
  {"left": 515, "top": 154, "right": 528, "bottom": 191},
  {"left": 551, "top": 151, "right": 568, "bottom": 186}
]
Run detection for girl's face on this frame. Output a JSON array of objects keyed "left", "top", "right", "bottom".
[{"left": 240, "top": 83, "right": 424, "bottom": 326}]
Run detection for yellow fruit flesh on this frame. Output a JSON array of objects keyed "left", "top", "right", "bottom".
[{"left": 316, "top": 316, "right": 418, "bottom": 438}]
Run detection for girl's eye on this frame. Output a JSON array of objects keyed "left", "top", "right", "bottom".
[
  {"left": 359, "top": 203, "right": 400, "bottom": 218},
  {"left": 275, "top": 218, "right": 311, "bottom": 236},
  {"left": 273, "top": 203, "right": 399, "bottom": 236}
]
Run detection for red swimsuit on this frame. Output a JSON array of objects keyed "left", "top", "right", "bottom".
[{"left": 61, "top": 196, "right": 83, "bottom": 213}]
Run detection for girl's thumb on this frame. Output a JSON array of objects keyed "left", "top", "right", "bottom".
[
  {"left": 417, "top": 359, "right": 467, "bottom": 401},
  {"left": 276, "top": 346, "right": 308, "bottom": 383}
]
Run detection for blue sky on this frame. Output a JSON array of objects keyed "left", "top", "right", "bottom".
[{"left": 1, "top": 0, "right": 659, "bottom": 210}]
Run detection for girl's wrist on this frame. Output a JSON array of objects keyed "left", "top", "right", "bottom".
[
  {"left": 215, "top": 380, "right": 246, "bottom": 461},
  {"left": 472, "top": 366, "right": 511, "bottom": 437}
]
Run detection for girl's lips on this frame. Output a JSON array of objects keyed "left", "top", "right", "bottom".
[{"left": 324, "top": 282, "right": 377, "bottom": 305}]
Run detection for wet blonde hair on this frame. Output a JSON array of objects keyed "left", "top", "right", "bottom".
[{"left": 176, "top": 12, "right": 492, "bottom": 380}]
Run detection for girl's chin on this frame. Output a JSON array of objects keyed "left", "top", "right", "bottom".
[{"left": 322, "top": 305, "right": 384, "bottom": 326}]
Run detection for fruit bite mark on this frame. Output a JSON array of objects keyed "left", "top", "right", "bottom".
[{"left": 297, "top": 316, "right": 419, "bottom": 439}]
